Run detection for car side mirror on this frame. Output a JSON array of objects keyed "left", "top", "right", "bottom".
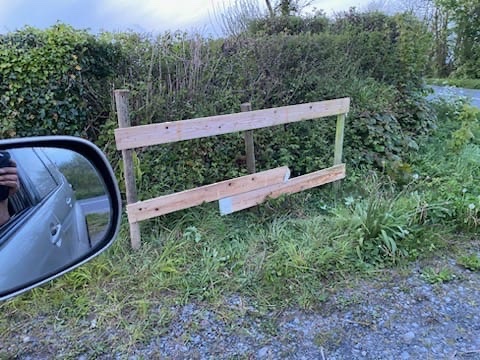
[{"left": 0, "top": 136, "right": 121, "bottom": 301}]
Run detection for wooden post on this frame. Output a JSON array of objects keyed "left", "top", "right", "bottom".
[
  {"left": 334, "top": 113, "right": 346, "bottom": 165},
  {"left": 333, "top": 113, "right": 346, "bottom": 193},
  {"left": 114, "top": 89, "right": 141, "bottom": 250},
  {"left": 240, "top": 103, "right": 256, "bottom": 174}
]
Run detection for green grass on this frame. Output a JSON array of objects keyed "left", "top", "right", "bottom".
[
  {"left": 421, "top": 267, "right": 456, "bottom": 284},
  {"left": 457, "top": 254, "right": 480, "bottom": 271},
  {"left": 426, "top": 77, "right": 480, "bottom": 89},
  {"left": 1, "top": 96, "right": 479, "bottom": 356}
]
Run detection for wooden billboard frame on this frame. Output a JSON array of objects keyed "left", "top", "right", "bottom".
[{"left": 115, "top": 89, "right": 349, "bottom": 249}]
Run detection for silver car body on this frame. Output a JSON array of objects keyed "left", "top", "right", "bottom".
[{"left": 0, "top": 148, "right": 90, "bottom": 294}]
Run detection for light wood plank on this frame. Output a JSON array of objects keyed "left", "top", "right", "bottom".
[
  {"left": 127, "top": 166, "right": 291, "bottom": 223},
  {"left": 333, "top": 113, "right": 346, "bottom": 193},
  {"left": 219, "top": 164, "right": 346, "bottom": 215},
  {"left": 115, "top": 98, "right": 350, "bottom": 150},
  {"left": 334, "top": 113, "right": 346, "bottom": 165}
]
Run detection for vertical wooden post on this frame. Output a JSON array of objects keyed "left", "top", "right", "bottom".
[
  {"left": 334, "top": 113, "right": 346, "bottom": 165},
  {"left": 240, "top": 103, "right": 256, "bottom": 174},
  {"left": 114, "top": 89, "right": 141, "bottom": 250},
  {"left": 333, "top": 113, "right": 346, "bottom": 193}
]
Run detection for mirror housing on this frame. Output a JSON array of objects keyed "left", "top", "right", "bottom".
[{"left": 0, "top": 136, "right": 121, "bottom": 301}]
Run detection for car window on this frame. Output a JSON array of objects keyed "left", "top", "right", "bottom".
[
  {"left": 10, "top": 148, "right": 59, "bottom": 201},
  {"left": 34, "top": 148, "right": 64, "bottom": 185},
  {"left": 8, "top": 176, "right": 34, "bottom": 215}
]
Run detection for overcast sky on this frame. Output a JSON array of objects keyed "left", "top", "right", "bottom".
[{"left": 0, "top": 0, "right": 370, "bottom": 35}]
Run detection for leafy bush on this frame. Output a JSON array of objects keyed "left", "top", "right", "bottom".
[
  {"left": 450, "top": 105, "right": 480, "bottom": 151},
  {"left": 119, "top": 30, "right": 434, "bottom": 194},
  {"left": 0, "top": 24, "right": 120, "bottom": 140},
  {"left": 409, "top": 99, "right": 480, "bottom": 232},
  {"left": 331, "top": 10, "right": 431, "bottom": 89},
  {"left": 248, "top": 13, "right": 330, "bottom": 35},
  {"left": 0, "top": 13, "right": 437, "bottom": 197}
]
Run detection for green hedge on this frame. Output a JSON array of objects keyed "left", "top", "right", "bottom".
[
  {"left": 0, "top": 24, "right": 119, "bottom": 140},
  {"left": 0, "top": 13, "right": 436, "bottom": 196}
]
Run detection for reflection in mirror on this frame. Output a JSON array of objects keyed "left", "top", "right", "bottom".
[{"left": 0, "top": 147, "right": 111, "bottom": 295}]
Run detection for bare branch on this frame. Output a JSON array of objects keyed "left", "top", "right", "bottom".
[{"left": 213, "top": 0, "right": 265, "bottom": 37}]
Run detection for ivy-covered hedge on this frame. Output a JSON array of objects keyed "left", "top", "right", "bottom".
[
  {"left": 0, "top": 24, "right": 119, "bottom": 140},
  {"left": 0, "top": 12, "right": 436, "bottom": 195}
]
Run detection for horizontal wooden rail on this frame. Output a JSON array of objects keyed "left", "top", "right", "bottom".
[
  {"left": 115, "top": 98, "right": 350, "bottom": 150},
  {"left": 127, "top": 166, "right": 291, "bottom": 223},
  {"left": 219, "top": 164, "right": 346, "bottom": 215},
  {"left": 115, "top": 89, "right": 350, "bottom": 248}
]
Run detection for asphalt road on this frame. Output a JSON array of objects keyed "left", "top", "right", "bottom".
[
  {"left": 430, "top": 85, "right": 480, "bottom": 108},
  {"left": 78, "top": 195, "right": 110, "bottom": 215}
]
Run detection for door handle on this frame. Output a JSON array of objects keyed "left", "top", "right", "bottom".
[{"left": 50, "top": 223, "right": 62, "bottom": 246}]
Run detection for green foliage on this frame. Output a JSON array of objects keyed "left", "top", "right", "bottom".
[
  {"left": 450, "top": 105, "right": 480, "bottom": 151},
  {"left": 394, "top": 13, "right": 432, "bottom": 89},
  {"left": 421, "top": 267, "right": 456, "bottom": 284},
  {"left": 410, "top": 99, "right": 480, "bottom": 232},
  {"left": 331, "top": 10, "right": 431, "bottom": 89},
  {"left": 0, "top": 24, "right": 120, "bottom": 141},
  {"left": 248, "top": 13, "right": 329, "bottom": 35},
  {"left": 457, "top": 254, "right": 480, "bottom": 271},
  {"left": 0, "top": 13, "right": 437, "bottom": 187},
  {"left": 440, "top": 0, "right": 480, "bottom": 79},
  {"left": 427, "top": 142, "right": 480, "bottom": 227},
  {"left": 332, "top": 179, "right": 422, "bottom": 265},
  {"left": 122, "top": 29, "right": 434, "bottom": 194},
  {"left": 57, "top": 153, "right": 106, "bottom": 199},
  {"left": 429, "top": 0, "right": 480, "bottom": 79}
]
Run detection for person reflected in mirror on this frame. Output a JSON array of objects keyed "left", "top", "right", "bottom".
[{"left": 0, "top": 151, "right": 19, "bottom": 226}]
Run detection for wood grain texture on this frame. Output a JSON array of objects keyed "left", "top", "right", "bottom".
[
  {"left": 219, "top": 164, "right": 346, "bottom": 215},
  {"left": 115, "top": 98, "right": 350, "bottom": 150},
  {"left": 334, "top": 113, "right": 346, "bottom": 165},
  {"left": 115, "top": 89, "right": 141, "bottom": 249},
  {"left": 241, "top": 102, "right": 256, "bottom": 174},
  {"left": 126, "top": 166, "right": 291, "bottom": 223}
]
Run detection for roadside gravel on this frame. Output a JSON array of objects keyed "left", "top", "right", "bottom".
[
  {"left": 140, "top": 257, "right": 480, "bottom": 360},
  {"left": 3, "top": 246, "right": 479, "bottom": 360}
]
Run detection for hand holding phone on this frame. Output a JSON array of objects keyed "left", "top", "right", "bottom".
[{"left": 0, "top": 152, "right": 15, "bottom": 201}]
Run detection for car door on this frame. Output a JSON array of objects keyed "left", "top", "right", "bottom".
[{"left": 33, "top": 148, "right": 91, "bottom": 253}]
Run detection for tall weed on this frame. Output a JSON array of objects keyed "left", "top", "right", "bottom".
[{"left": 332, "top": 179, "right": 417, "bottom": 265}]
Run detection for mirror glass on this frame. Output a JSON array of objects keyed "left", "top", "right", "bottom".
[{"left": 0, "top": 147, "right": 112, "bottom": 295}]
